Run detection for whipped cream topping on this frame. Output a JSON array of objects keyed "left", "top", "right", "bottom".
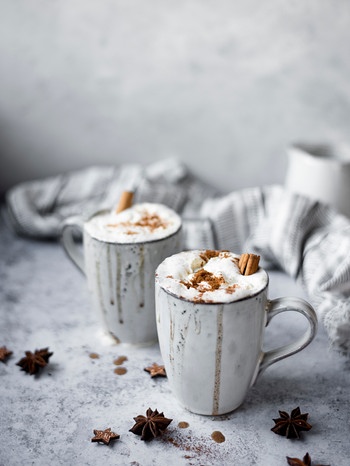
[
  {"left": 85, "top": 203, "right": 182, "bottom": 243},
  {"left": 156, "top": 250, "right": 268, "bottom": 303}
]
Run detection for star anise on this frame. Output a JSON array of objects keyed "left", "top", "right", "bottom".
[
  {"left": 91, "top": 428, "right": 120, "bottom": 445},
  {"left": 16, "top": 347, "right": 53, "bottom": 375},
  {"left": 286, "top": 452, "right": 330, "bottom": 466},
  {"left": 0, "top": 346, "right": 13, "bottom": 363},
  {"left": 129, "top": 407, "right": 172, "bottom": 441},
  {"left": 271, "top": 407, "right": 312, "bottom": 439},
  {"left": 144, "top": 363, "right": 167, "bottom": 378}
]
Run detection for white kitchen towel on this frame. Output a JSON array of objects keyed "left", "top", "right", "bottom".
[
  {"left": 200, "top": 185, "right": 350, "bottom": 355},
  {"left": 5, "top": 158, "right": 350, "bottom": 355}
]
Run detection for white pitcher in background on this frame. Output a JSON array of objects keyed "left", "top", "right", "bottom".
[{"left": 285, "top": 142, "right": 350, "bottom": 218}]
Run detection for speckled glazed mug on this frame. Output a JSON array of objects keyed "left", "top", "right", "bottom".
[
  {"left": 155, "top": 270, "right": 317, "bottom": 415},
  {"left": 61, "top": 211, "right": 182, "bottom": 345}
]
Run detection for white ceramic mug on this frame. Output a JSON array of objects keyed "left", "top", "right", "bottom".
[
  {"left": 285, "top": 143, "right": 350, "bottom": 218},
  {"left": 61, "top": 209, "right": 182, "bottom": 345},
  {"left": 155, "top": 253, "right": 317, "bottom": 415}
]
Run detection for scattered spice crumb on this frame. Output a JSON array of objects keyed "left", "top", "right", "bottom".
[
  {"left": 114, "top": 367, "right": 127, "bottom": 375},
  {"left": 91, "top": 427, "right": 120, "bottom": 445},
  {"left": 89, "top": 352, "right": 100, "bottom": 359},
  {"left": 164, "top": 432, "right": 227, "bottom": 463},
  {"left": 178, "top": 422, "right": 189, "bottom": 429},
  {"left": 211, "top": 431, "right": 225, "bottom": 443},
  {"left": 144, "top": 363, "right": 167, "bottom": 378},
  {"left": 113, "top": 355, "right": 128, "bottom": 365}
]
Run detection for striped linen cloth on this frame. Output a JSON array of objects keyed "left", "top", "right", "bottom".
[{"left": 5, "top": 159, "right": 350, "bottom": 355}]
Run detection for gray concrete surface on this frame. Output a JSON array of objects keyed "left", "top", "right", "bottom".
[{"left": 1, "top": 209, "right": 349, "bottom": 465}]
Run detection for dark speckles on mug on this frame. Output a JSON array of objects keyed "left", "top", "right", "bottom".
[
  {"left": 213, "top": 306, "right": 224, "bottom": 416},
  {"left": 115, "top": 250, "right": 123, "bottom": 324}
]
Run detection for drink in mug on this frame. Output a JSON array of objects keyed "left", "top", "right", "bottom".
[
  {"left": 62, "top": 203, "right": 182, "bottom": 345},
  {"left": 155, "top": 250, "right": 317, "bottom": 415}
]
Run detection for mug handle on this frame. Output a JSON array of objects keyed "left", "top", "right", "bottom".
[
  {"left": 61, "top": 216, "right": 85, "bottom": 274},
  {"left": 258, "top": 297, "right": 318, "bottom": 376}
]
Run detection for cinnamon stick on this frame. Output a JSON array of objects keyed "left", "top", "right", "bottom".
[
  {"left": 239, "top": 253, "right": 260, "bottom": 276},
  {"left": 115, "top": 191, "right": 134, "bottom": 214}
]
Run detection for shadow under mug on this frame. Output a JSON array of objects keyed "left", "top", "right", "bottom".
[
  {"left": 155, "top": 271, "right": 317, "bottom": 416},
  {"left": 61, "top": 210, "right": 183, "bottom": 345}
]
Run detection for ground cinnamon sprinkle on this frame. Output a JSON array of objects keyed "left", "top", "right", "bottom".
[
  {"left": 163, "top": 431, "right": 227, "bottom": 463},
  {"left": 199, "top": 250, "right": 221, "bottom": 262},
  {"left": 134, "top": 213, "right": 168, "bottom": 230},
  {"left": 181, "top": 269, "right": 225, "bottom": 292},
  {"left": 108, "top": 213, "right": 168, "bottom": 232},
  {"left": 225, "top": 284, "right": 238, "bottom": 294},
  {"left": 199, "top": 250, "right": 232, "bottom": 263}
]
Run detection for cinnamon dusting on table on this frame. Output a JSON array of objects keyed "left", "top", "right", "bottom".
[{"left": 163, "top": 431, "right": 228, "bottom": 463}]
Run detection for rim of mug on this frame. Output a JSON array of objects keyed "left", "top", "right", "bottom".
[
  {"left": 290, "top": 143, "right": 350, "bottom": 166},
  {"left": 156, "top": 269, "right": 269, "bottom": 305},
  {"left": 84, "top": 209, "right": 183, "bottom": 246}
]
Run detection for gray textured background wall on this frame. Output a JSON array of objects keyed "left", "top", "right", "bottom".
[{"left": 1, "top": 0, "right": 350, "bottom": 196}]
